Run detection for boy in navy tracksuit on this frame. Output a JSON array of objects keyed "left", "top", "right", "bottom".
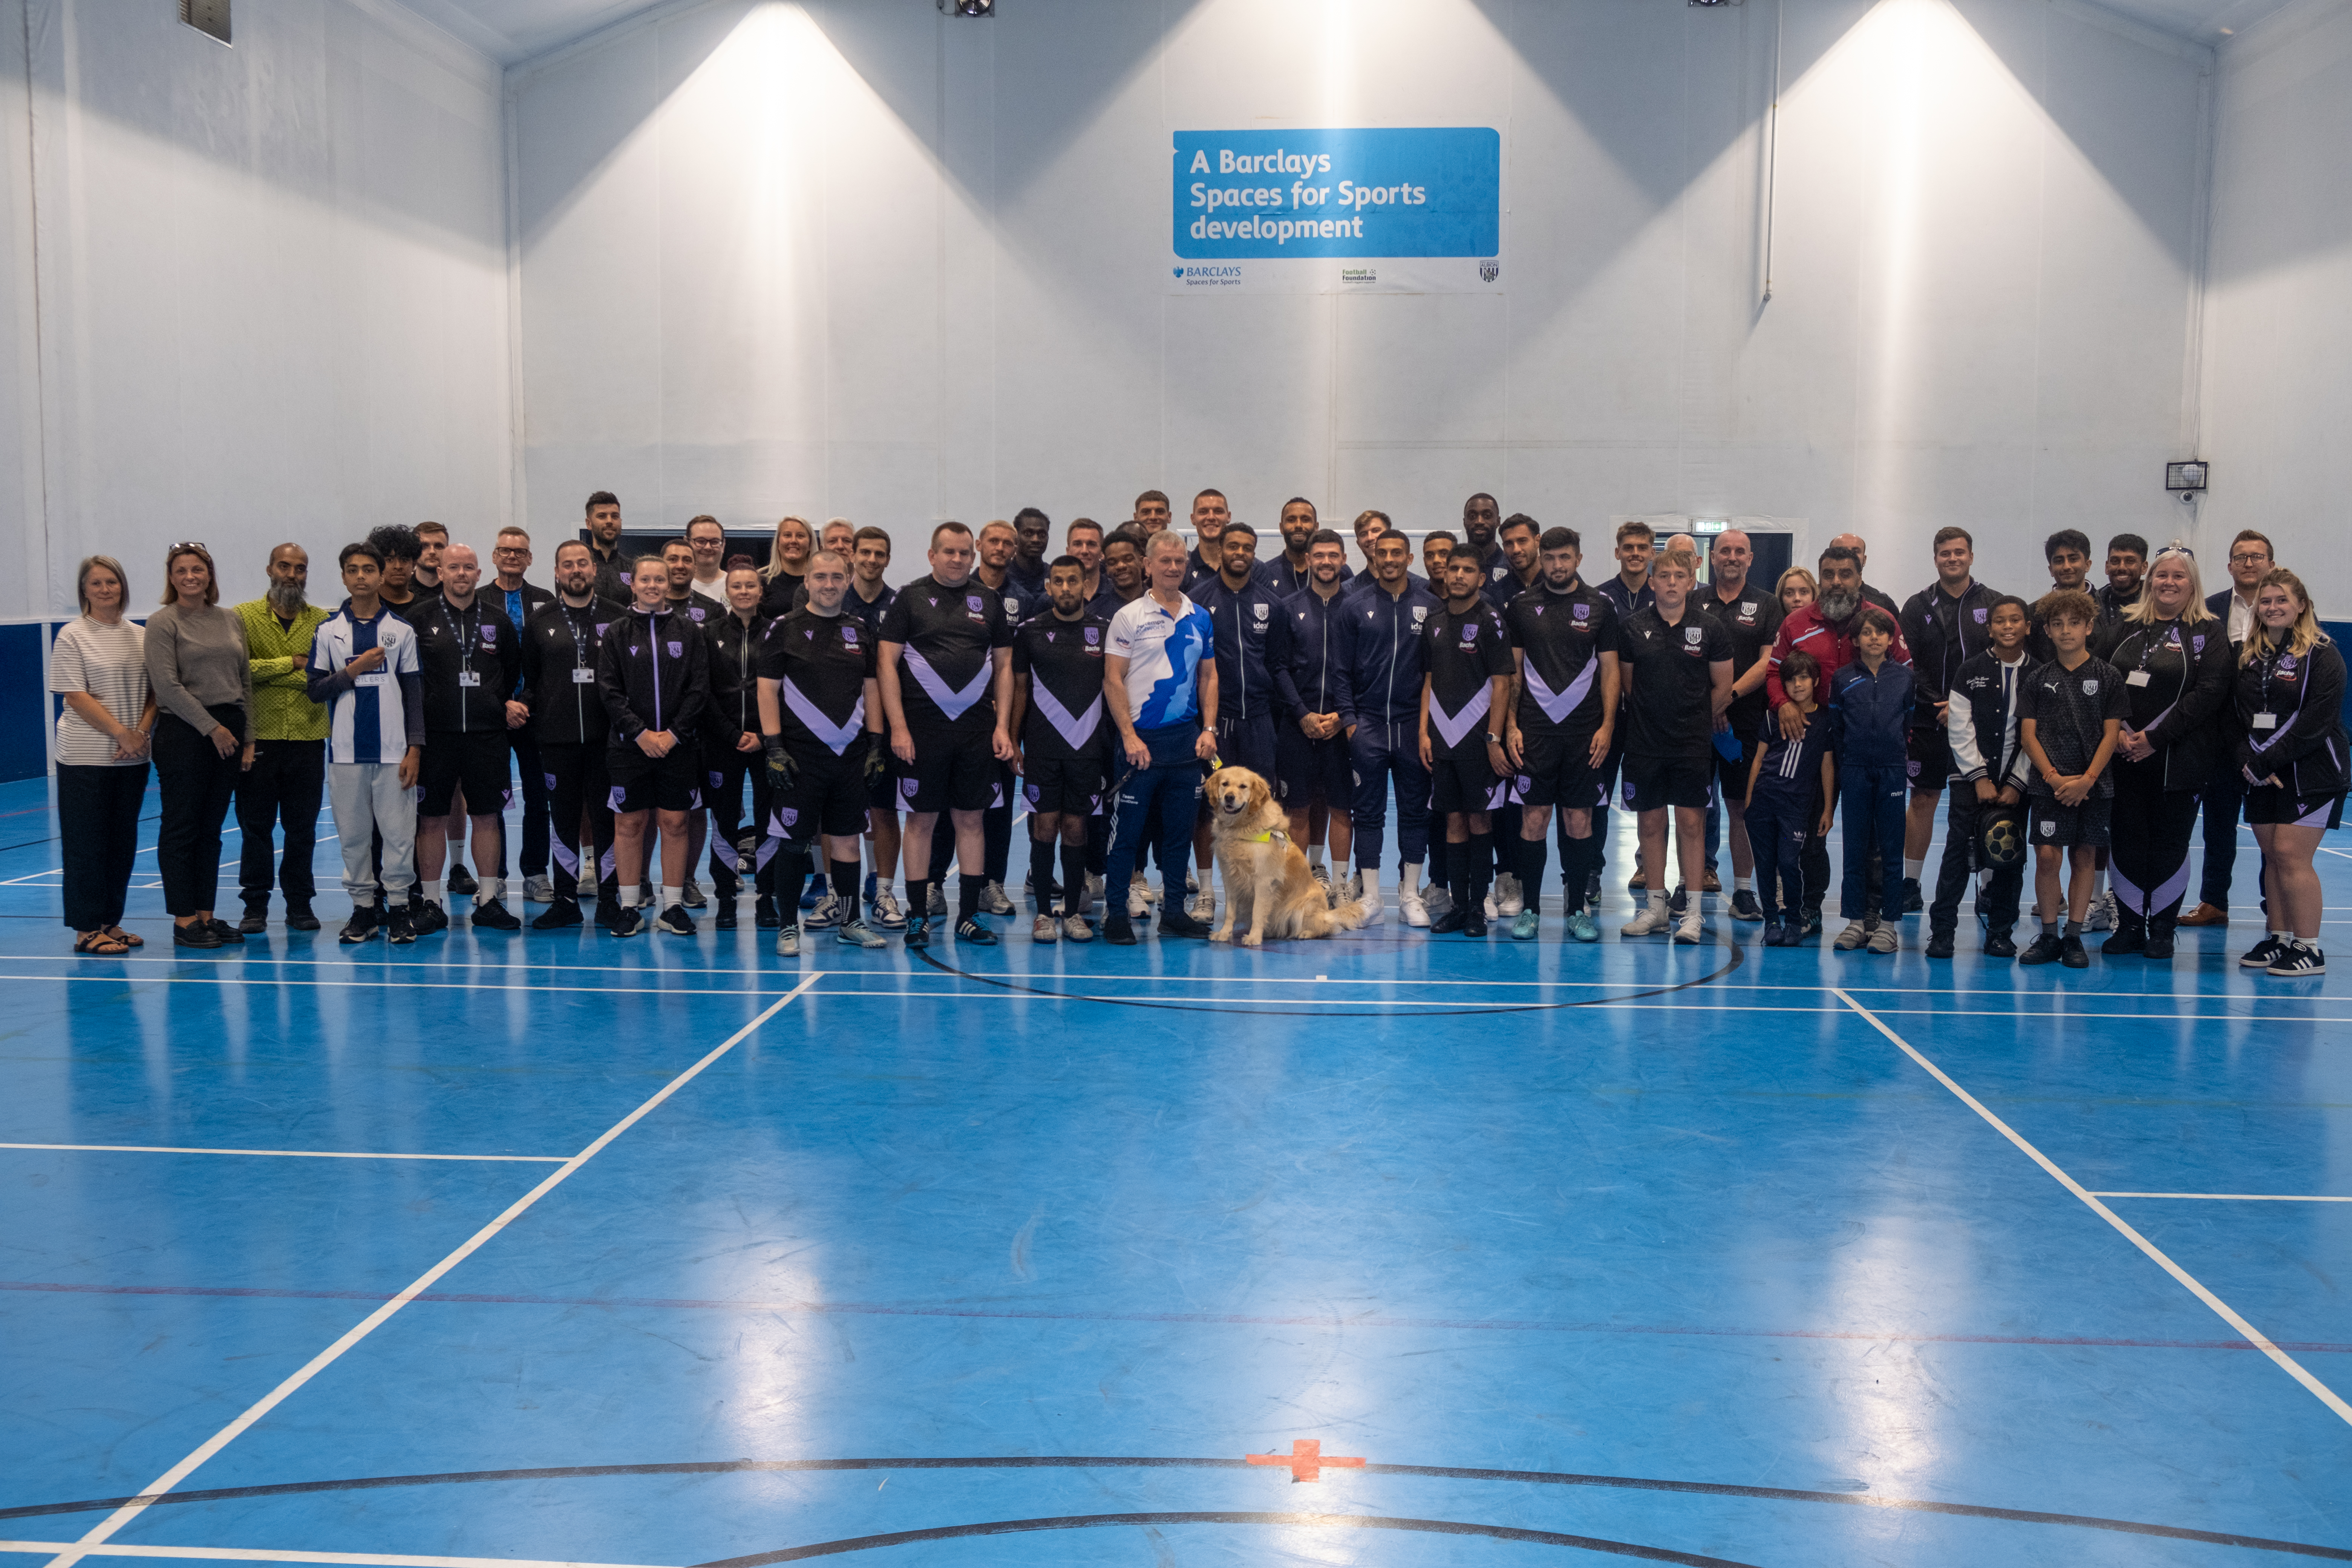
[
  {"left": 1828, "top": 606, "right": 1914, "bottom": 952},
  {"left": 1743, "top": 650, "right": 1835, "bottom": 945}
]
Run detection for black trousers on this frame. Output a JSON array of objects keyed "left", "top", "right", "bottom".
[
  {"left": 539, "top": 740, "right": 616, "bottom": 902},
  {"left": 706, "top": 747, "right": 776, "bottom": 899},
  {"left": 2111, "top": 761, "right": 2203, "bottom": 927},
  {"left": 153, "top": 707, "right": 244, "bottom": 917},
  {"left": 1929, "top": 788, "right": 2024, "bottom": 935},
  {"left": 237, "top": 738, "right": 324, "bottom": 905},
  {"left": 508, "top": 734, "right": 550, "bottom": 879},
  {"left": 58, "top": 761, "right": 149, "bottom": 931},
  {"left": 2199, "top": 764, "right": 2246, "bottom": 908}
]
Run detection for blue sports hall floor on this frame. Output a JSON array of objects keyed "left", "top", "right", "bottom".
[{"left": 1, "top": 772, "right": 2347, "bottom": 1568}]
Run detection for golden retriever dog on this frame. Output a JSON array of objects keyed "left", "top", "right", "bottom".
[{"left": 1204, "top": 767, "right": 1368, "bottom": 945}]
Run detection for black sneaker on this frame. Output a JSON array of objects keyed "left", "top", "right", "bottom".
[
  {"left": 654, "top": 904, "right": 695, "bottom": 936},
  {"left": 1730, "top": 890, "right": 1762, "bottom": 922},
  {"left": 2101, "top": 922, "right": 2145, "bottom": 956},
  {"left": 238, "top": 903, "right": 270, "bottom": 934},
  {"left": 206, "top": 918, "right": 246, "bottom": 945},
  {"left": 715, "top": 900, "right": 737, "bottom": 929},
  {"left": 754, "top": 896, "right": 780, "bottom": 929},
  {"left": 608, "top": 905, "right": 643, "bottom": 937},
  {"left": 1103, "top": 914, "right": 1137, "bottom": 946},
  {"left": 2143, "top": 925, "right": 2176, "bottom": 960},
  {"left": 2239, "top": 934, "right": 2286, "bottom": 969},
  {"left": 2017, "top": 932, "right": 2065, "bottom": 966},
  {"left": 385, "top": 902, "right": 418, "bottom": 943},
  {"left": 1925, "top": 928, "right": 1955, "bottom": 960},
  {"left": 1430, "top": 905, "right": 1467, "bottom": 934},
  {"left": 1668, "top": 886, "right": 1688, "bottom": 915},
  {"left": 408, "top": 899, "right": 450, "bottom": 936},
  {"left": 172, "top": 919, "right": 223, "bottom": 949},
  {"left": 1463, "top": 903, "right": 1488, "bottom": 939},
  {"left": 1800, "top": 910, "right": 1824, "bottom": 937},
  {"left": 1159, "top": 909, "right": 1211, "bottom": 939},
  {"left": 2060, "top": 933, "right": 2089, "bottom": 969},
  {"left": 2268, "top": 942, "right": 2326, "bottom": 977},
  {"left": 472, "top": 898, "right": 522, "bottom": 931},
  {"left": 446, "top": 864, "right": 478, "bottom": 896},
  {"left": 903, "top": 916, "right": 931, "bottom": 949},
  {"left": 1984, "top": 929, "right": 2017, "bottom": 959},
  {"left": 1902, "top": 877, "right": 1923, "bottom": 913},
  {"left": 594, "top": 898, "right": 620, "bottom": 929},
  {"left": 954, "top": 917, "right": 998, "bottom": 946},
  {"left": 531, "top": 898, "right": 583, "bottom": 931},
  {"left": 285, "top": 903, "right": 320, "bottom": 931},
  {"left": 339, "top": 905, "right": 380, "bottom": 944}
]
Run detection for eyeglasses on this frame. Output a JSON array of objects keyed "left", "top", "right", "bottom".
[
  {"left": 492, "top": 546, "right": 530, "bottom": 556},
  {"left": 170, "top": 541, "right": 209, "bottom": 554},
  {"left": 2230, "top": 552, "right": 2271, "bottom": 565}
]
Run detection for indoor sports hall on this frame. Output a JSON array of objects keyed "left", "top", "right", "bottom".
[{"left": 3, "top": 0, "right": 2350, "bottom": 1565}]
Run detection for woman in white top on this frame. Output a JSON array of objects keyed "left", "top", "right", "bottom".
[{"left": 50, "top": 556, "right": 155, "bottom": 955}]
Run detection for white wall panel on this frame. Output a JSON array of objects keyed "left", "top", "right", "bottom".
[{"left": 513, "top": 0, "right": 2208, "bottom": 594}]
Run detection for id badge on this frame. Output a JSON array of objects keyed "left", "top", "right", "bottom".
[
  {"left": 458, "top": 671, "right": 482, "bottom": 688},
  {"left": 571, "top": 667, "right": 596, "bottom": 684},
  {"left": 354, "top": 672, "right": 388, "bottom": 689},
  {"left": 2252, "top": 712, "right": 2278, "bottom": 731},
  {"left": 2125, "top": 670, "right": 2150, "bottom": 687}
]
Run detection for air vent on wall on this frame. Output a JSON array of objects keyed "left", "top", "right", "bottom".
[{"left": 180, "top": 0, "right": 230, "bottom": 45}]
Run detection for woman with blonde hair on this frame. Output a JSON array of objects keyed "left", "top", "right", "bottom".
[
  {"left": 2099, "top": 544, "right": 2232, "bottom": 958},
  {"left": 1775, "top": 566, "right": 1816, "bottom": 616},
  {"left": 2231, "top": 567, "right": 2344, "bottom": 977},
  {"left": 144, "top": 542, "right": 255, "bottom": 948},
  {"left": 758, "top": 514, "right": 815, "bottom": 617},
  {"left": 51, "top": 556, "right": 155, "bottom": 954}
]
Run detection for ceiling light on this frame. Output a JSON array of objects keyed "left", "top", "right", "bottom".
[{"left": 939, "top": 0, "right": 994, "bottom": 14}]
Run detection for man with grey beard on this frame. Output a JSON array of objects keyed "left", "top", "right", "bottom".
[{"left": 233, "top": 543, "right": 332, "bottom": 931}]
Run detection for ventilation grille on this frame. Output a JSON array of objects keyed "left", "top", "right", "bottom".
[{"left": 179, "top": 0, "right": 230, "bottom": 45}]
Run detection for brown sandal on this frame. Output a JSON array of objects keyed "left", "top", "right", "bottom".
[
  {"left": 75, "top": 930, "right": 132, "bottom": 956},
  {"left": 104, "top": 924, "right": 143, "bottom": 947}
]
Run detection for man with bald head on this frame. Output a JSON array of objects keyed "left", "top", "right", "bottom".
[
  {"left": 1830, "top": 532, "right": 1902, "bottom": 620},
  {"left": 233, "top": 542, "right": 332, "bottom": 931},
  {"left": 1695, "top": 529, "right": 1783, "bottom": 919},
  {"left": 409, "top": 543, "right": 528, "bottom": 932}
]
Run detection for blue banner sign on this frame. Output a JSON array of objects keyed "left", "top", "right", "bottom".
[{"left": 1173, "top": 127, "right": 1500, "bottom": 260}]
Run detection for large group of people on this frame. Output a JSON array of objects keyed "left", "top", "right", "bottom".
[{"left": 47, "top": 491, "right": 2343, "bottom": 977}]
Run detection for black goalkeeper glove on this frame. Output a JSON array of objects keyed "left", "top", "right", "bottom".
[
  {"left": 864, "top": 742, "right": 889, "bottom": 789},
  {"left": 763, "top": 735, "right": 795, "bottom": 792}
]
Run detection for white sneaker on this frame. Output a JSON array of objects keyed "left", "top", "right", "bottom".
[
  {"left": 1127, "top": 878, "right": 1150, "bottom": 919},
  {"left": 1400, "top": 891, "right": 1430, "bottom": 927},
  {"left": 1621, "top": 903, "right": 1670, "bottom": 937},
  {"left": 1187, "top": 886, "right": 1215, "bottom": 922},
  {"left": 1136, "top": 873, "right": 1162, "bottom": 906},
  {"left": 927, "top": 882, "right": 948, "bottom": 917},
  {"left": 2085, "top": 891, "right": 2114, "bottom": 933},
  {"left": 1495, "top": 872, "right": 1524, "bottom": 917},
  {"left": 981, "top": 879, "right": 1015, "bottom": 916},
  {"left": 1358, "top": 884, "right": 1385, "bottom": 925},
  {"left": 804, "top": 892, "right": 840, "bottom": 929},
  {"left": 1061, "top": 913, "right": 1093, "bottom": 943},
  {"left": 1834, "top": 919, "right": 1871, "bottom": 950},
  {"left": 1866, "top": 924, "right": 1900, "bottom": 954},
  {"left": 1483, "top": 885, "right": 1499, "bottom": 920},
  {"left": 1423, "top": 885, "right": 1454, "bottom": 922},
  {"left": 1312, "top": 864, "right": 1333, "bottom": 905},
  {"left": 869, "top": 888, "right": 906, "bottom": 930},
  {"left": 522, "top": 874, "right": 556, "bottom": 905},
  {"left": 1673, "top": 910, "right": 1701, "bottom": 945}
]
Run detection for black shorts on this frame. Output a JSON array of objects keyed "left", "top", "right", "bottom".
[
  {"left": 2243, "top": 785, "right": 2347, "bottom": 829},
  {"left": 2029, "top": 793, "right": 2112, "bottom": 849},
  {"left": 1214, "top": 711, "right": 1279, "bottom": 783},
  {"left": 897, "top": 728, "right": 1000, "bottom": 814},
  {"left": 1430, "top": 747, "right": 1500, "bottom": 815},
  {"left": 1275, "top": 724, "right": 1351, "bottom": 807},
  {"left": 1022, "top": 754, "right": 1106, "bottom": 816},
  {"left": 770, "top": 744, "right": 871, "bottom": 840},
  {"left": 419, "top": 729, "right": 514, "bottom": 818},
  {"left": 1713, "top": 729, "right": 1761, "bottom": 793},
  {"left": 1621, "top": 753, "right": 1712, "bottom": 812},
  {"left": 1907, "top": 726, "right": 1952, "bottom": 791},
  {"left": 1515, "top": 726, "right": 1607, "bottom": 811},
  {"left": 605, "top": 743, "right": 704, "bottom": 814}
]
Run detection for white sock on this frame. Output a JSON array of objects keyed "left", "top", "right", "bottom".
[
  {"left": 619, "top": 886, "right": 641, "bottom": 908},
  {"left": 1904, "top": 857, "right": 1923, "bottom": 880},
  {"left": 660, "top": 885, "right": 683, "bottom": 910},
  {"left": 1734, "top": 874, "right": 1753, "bottom": 892},
  {"left": 1649, "top": 887, "right": 1666, "bottom": 909},
  {"left": 1400, "top": 861, "right": 1423, "bottom": 896},
  {"left": 1308, "top": 845, "right": 1325, "bottom": 870},
  {"left": 482, "top": 878, "right": 505, "bottom": 903},
  {"left": 423, "top": 879, "right": 445, "bottom": 904},
  {"left": 1357, "top": 865, "right": 1380, "bottom": 895}
]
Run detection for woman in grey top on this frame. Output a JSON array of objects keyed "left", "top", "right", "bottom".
[
  {"left": 51, "top": 556, "right": 155, "bottom": 954},
  {"left": 144, "top": 543, "right": 255, "bottom": 949}
]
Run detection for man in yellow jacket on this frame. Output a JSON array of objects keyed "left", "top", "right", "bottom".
[{"left": 234, "top": 544, "right": 332, "bottom": 931}]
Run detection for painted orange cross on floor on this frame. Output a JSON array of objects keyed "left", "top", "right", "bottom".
[{"left": 1245, "top": 1438, "right": 1366, "bottom": 1482}]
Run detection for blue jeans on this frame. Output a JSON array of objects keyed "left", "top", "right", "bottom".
[
  {"left": 1104, "top": 726, "right": 1205, "bottom": 911},
  {"left": 1839, "top": 762, "right": 1907, "bottom": 922}
]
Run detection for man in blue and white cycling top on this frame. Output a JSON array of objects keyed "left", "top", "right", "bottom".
[{"left": 1101, "top": 529, "right": 1219, "bottom": 944}]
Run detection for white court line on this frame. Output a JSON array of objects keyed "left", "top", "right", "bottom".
[
  {"left": 1831, "top": 986, "right": 2352, "bottom": 1430},
  {"left": 2090, "top": 1191, "right": 2352, "bottom": 1202},
  {"left": 0, "top": 1142, "right": 564, "bottom": 1163},
  {"left": 35, "top": 973, "right": 825, "bottom": 1568},
  {"left": 0, "top": 1544, "right": 667, "bottom": 1568}
]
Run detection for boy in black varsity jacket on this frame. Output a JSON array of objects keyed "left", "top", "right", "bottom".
[{"left": 1930, "top": 595, "right": 2035, "bottom": 959}]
